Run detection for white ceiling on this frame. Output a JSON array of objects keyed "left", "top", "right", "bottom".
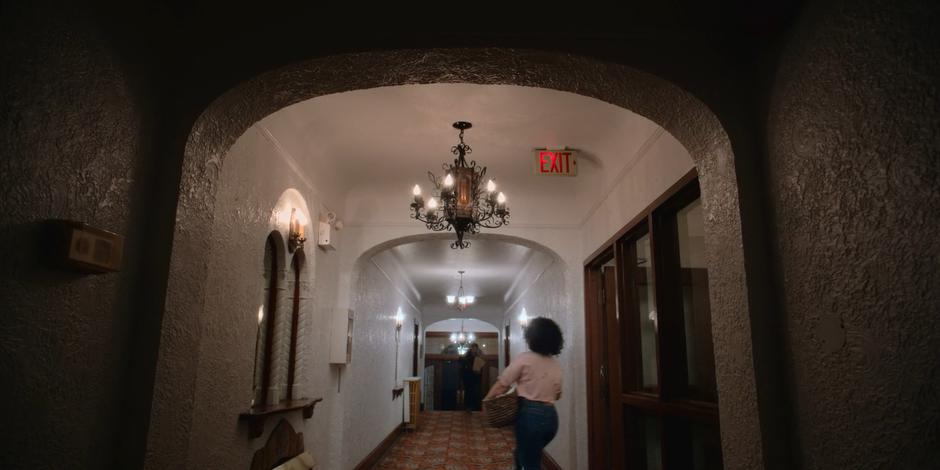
[
  {"left": 371, "top": 237, "right": 554, "bottom": 326},
  {"left": 261, "top": 83, "right": 663, "bottom": 225},
  {"left": 259, "top": 84, "right": 671, "bottom": 324}
]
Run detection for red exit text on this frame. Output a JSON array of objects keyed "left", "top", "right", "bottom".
[{"left": 535, "top": 150, "right": 578, "bottom": 176}]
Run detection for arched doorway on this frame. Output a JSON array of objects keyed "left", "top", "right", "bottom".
[{"left": 151, "top": 49, "right": 766, "bottom": 470}]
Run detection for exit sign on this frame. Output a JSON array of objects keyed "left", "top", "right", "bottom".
[{"left": 535, "top": 149, "right": 578, "bottom": 176}]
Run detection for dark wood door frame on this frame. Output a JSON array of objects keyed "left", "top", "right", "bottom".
[
  {"left": 585, "top": 254, "right": 611, "bottom": 470},
  {"left": 412, "top": 322, "right": 419, "bottom": 377},
  {"left": 504, "top": 325, "right": 511, "bottom": 368},
  {"left": 585, "top": 168, "right": 722, "bottom": 469}
]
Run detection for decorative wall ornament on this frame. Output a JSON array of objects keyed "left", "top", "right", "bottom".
[{"left": 410, "top": 121, "right": 510, "bottom": 249}]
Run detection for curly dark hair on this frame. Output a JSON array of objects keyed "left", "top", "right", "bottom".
[{"left": 524, "top": 316, "right": 564, "bottom": 356}]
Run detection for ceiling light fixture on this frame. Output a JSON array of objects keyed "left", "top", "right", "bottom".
[
  {"left": 410, "top": 121, "right": 510, "bottom": 249},
  {"left": 445, "top": 270, "right": 475, "bottom": 312},
  {"left": 449, "top": 319, "right": 476, "bottom": 356}
]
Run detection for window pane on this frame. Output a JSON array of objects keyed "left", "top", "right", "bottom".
[
  {"left": 636, "top": 233, "right": 659, "bottom": 390},
  {"left": 624, "top": 407, "right": 663, "bottom": 470},
  {"left": 691, "top": 420, "right": 724, "bottom": 469},
  {"left": 676, "top": 198, "right": 717, "bottom": 401}
]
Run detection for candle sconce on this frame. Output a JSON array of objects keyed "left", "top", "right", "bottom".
[{"left": 288, "top": 208, "right": 307, "bottom": 252}]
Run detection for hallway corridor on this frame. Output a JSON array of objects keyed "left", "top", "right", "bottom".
[{"left": 373, "top": 412, "right": 516, "bottom": 470}]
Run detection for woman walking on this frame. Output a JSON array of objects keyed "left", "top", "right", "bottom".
[{"left": 484, "top": 317, "right": 563, "bottom": 470}]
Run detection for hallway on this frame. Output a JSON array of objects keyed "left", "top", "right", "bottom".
[
  {"left": 4, "top": 3, "right": 940, "bottom": 469},
  {"left": 373, "top": 412, "right": 516, "bottom": 470}
]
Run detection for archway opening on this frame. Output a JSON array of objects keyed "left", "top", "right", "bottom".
[{"left": 152, "top": 50, "right": 763, "bottom": 470}]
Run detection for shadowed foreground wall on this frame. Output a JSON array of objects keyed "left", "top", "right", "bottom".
[
  {"left": 767, "top": 1, "right": 940, "bottom": 468},
  {"left": 0, "top": 5, "right": 162, "bottom": 470}
]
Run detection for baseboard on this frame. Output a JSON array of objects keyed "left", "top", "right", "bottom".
[
  {"left": 541, "top": 451, "right": 563, "bottom": 470},
  {"left": 353, "top": 423, "right": 404, "bottom": 470}
]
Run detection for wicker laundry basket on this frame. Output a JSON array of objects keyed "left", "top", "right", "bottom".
[{"left": 482, "top": 387, "right": 518, "bottom": 427}]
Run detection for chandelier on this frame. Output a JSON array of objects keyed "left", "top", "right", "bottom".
[
  {"left": 410, "top": 121, "right": 510, "bottom": 249},
  {"left": 446, "top": 270, "right": 475, "bottom": 312},
  {"left": 449, "top": 319, "right": 476, "bottom": 356}
]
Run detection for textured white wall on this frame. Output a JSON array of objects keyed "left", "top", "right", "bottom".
[
  {"left": 182, "top": 124, "right": 348, "bottom": 468},
  {"left": 182, "top": 124, "right": 428, "bottom": 470},
  {"left": 339, "top": 259, "right": 420, "bottom": 469}
]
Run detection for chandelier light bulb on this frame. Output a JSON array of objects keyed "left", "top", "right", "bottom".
[
  {"left": 412, "top": 184, "right": 422, "bottom": 196},
  {"left": 444, "top": 173, "right": 454, "bottom": 187},
  {"left": 446, "top": 295, "right": 456, "bottom": 304},
  {"left": 487, "top": 179, "right": 496, "bottom": 192},
  {"left": 257, "top": 306, "right": 264, "bottom": 325},
  {"left": 427, "top": 197, "right": 439, "bottom": 211},
  {"left": 467, "top": 333, "right": 475, "bottom": 342},
  {"left": 458, "top": 332, "right": 466, "bottom": 342},
  {"left": 497, "top": 192, "right": 507, "bottom": 204},
  {"left": 450, "top": 333, "right": 458, "bottom": 343}
]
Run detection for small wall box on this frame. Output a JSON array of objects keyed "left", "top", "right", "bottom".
[
  {"left": 317, "top": 221, "right": 335, "bottom": 251},
  {"left": 48, "top": 220, "right": 124, "bottom": 273},
  {"left": 330, "top": 309, "right": 353, "bottom": 365}
]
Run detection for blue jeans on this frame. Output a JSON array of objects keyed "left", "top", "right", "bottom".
[{"left": 515, "top": 398, "right": 558, "bottom": 470}]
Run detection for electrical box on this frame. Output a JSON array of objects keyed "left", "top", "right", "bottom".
[
  {"left": 330, "top": 309, "right": 353, "bottom": 365},
  {"left": 317, "top": 221, "right": 335, "bottom": 251},
  {"left": 47, "top": 220, "right": 124, "bottom": 273}
]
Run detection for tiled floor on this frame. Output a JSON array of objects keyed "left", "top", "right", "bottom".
[{"left": 372, "top": 411, "right": 516, "bottom": 470}]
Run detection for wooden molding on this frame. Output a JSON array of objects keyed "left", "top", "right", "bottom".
[
  {"left": 542, "top": 451, "right": 563, "bottom": 470},
  {"left": 353, "top": 423, "right": 404, "bottom": 470},
  {"left": 240, "top": 397, "right": 322, "bottom": 438},
  {"left": 250, "top": 419, "right": 305, "bottom": 470}
]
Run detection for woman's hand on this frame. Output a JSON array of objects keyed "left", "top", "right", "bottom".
[{"left": 484, "top": 381, "right": 510, "bottom": 401}]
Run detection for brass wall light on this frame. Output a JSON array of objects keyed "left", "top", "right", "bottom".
[{"left": 288, "top": 208, "right": 307, "bottom": 252}]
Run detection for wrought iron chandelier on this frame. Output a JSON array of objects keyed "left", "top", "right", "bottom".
[
  {"left": 449, "top": 319, "right": 476, "bottom": 356},
  {"left": 446, "top": 270, "right": 475, "bottom": 312},
  {"left": 410, "top": 121, "right": 510, "bottom": 249}
]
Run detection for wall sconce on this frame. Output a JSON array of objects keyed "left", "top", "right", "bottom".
[
  {"left": 395, "top": 308, "right": 405, "bottom": 333},
  {"left": 288, "top": 208, "right": 307, "bottom": 252},
  {"left": 393, "top": 307, "right": 405, "bottom": 392},
  {"left": 518, "top": 309, "right": 529, "bottom": 329}
]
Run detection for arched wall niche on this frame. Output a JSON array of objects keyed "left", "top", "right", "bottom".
[{"left": 150, "top": 49, "right": 770, "bottom": 470}]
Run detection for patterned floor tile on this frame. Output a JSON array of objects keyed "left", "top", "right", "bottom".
[{"left": 372, "top": 411, "right": 516, "bottom": 470}]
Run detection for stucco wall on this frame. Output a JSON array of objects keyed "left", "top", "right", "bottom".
[
  {"left": 0, "top": 5, "right": 159, "bottom": 469},
  {"left": 178, "top": 123, "right": 424, "bottom": 470},
  {"left": 183, "top": 124, "right": 345, "bottom": 468},
  {"left": 341, "top": 260, "right": 420, "bottom": 469},
  {"left": 767, "top": 1, "right": 940, "bottom": 468}
]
